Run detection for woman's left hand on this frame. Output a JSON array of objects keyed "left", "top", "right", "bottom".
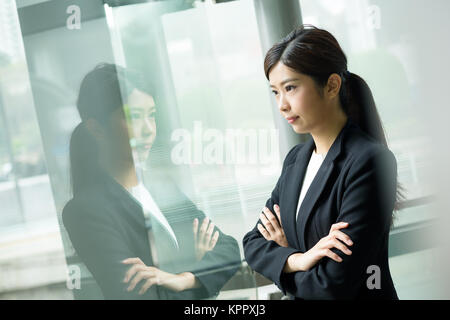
[
  {"left": 122, "top": 258, "right": 195, "bottom": 294},
  {"left": 193, "top": 217, "right": 219, "bottom": 261},
  {"left": 257, "top": 204, "right": 289, "bottom": 247}
]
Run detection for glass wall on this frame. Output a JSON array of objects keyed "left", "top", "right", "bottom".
[
  {"left": 97, "top": 0, "right": 279, "bottom": 300},
  {"left": 0, "top": 0, "right": 70, "bottom": 299},
  {"left": 2, "top": 0, "right": 281, "bottom": 300}
]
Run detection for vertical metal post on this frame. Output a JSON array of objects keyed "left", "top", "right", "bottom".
[{"left": 253, "top": 0, "right": 307, "bottom": 159}]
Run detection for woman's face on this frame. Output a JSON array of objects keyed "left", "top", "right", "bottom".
[
  {"left": 269, "top": 61, "right": 328, "bottom": 134},
  {"left": 104, "top": 89, "right": 157, "bottom": 166},
  {"left": 124, "top": 89, "right": 157, "bottom": 162}
]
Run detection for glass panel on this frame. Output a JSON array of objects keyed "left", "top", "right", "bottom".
[
  {"left": 105, "top": 0, "right": 279, "bottom": 300},
  {"left": 8, "top": 0, "right": 284, "bottom": 300},
  {"left": 0, "top": 0, "right": 68, "bottom": 299},
  {"left": 10, "top": 0, "right": 117, "bottom": 300}
]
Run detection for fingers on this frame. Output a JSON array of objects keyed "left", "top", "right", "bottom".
[
  {"left": 122, "top": 257, "right": 144, "bottom": 265},
  {"left": 328, "top": 238, "right": 352, "bottom": 256},
  {"left": 331, "top": 230, "right": 353, "bottom": 247},
  {"left": 262, "top": 207, "right": 281, "bottom": 230},
  {"left": 260, "top": 210, "right": 275, "bottom": 235},
  {"left": 127, "top": 269, "right": 153, "bottom": 292},
  {"left": 322, "top": 249, "right": 343, "bottom": 263},
  {"left": 205, "top": 221, "right": 215, "bottom": 244},
  {"left": 123, "top": 263, "right": 145, "bottom": 284},
  {"left": 273, "top": 204, "right": 282, "bottom": 228},
  {"left": 138, "top": 277, "right": 158, "bottom": 295},
  {"left": 257, "top": 223, "right": 270, "bottom": 240},
  {"left": 198, "top": 217, "right": 209, "bottom": 245},
  {"left": 197, "top": 218, "right": 215, "bottom": 245},
  {"left": 329, "top": 222, "right": 349, "bottom": 233},
  {"left": 209, "top": 231, "right": 219, "bottom": 250},
  {"left": 193, "top": 218, "right": 198, "bottom": 243}
]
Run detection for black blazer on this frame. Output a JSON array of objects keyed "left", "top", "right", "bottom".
[
  {"left": 243, "top": 119, "right": 398, "bottom": 300},
  {"left": 62, "top": 170, "right": 241, "bottom": 300}
]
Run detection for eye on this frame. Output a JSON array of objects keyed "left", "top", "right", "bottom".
[
  {"left": 285, "top": 85, "right": 296, "bottom": 92},
  {"left": 131, "top": 113, "right": 141, "bottom": 120},
  {"left": 149, "top": 111, "right": 156, "bottom": 118},
  {"left": 271, "top": 90, "right": 278, "bottom": 96}
]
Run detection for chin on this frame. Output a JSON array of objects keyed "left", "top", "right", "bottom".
[
  {"left": 137, "top": 151, "right": 150, "bottom": 163},
  {"left": 292, "top": 126, "right": 307, "bottom": 134},
  {"left": 292, "top": 121, "right": 313, "bottom": 134}
]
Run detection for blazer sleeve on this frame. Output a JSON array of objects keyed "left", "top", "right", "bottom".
[
  {"left": 189, "top": 222, "right": 242, "bottom": 298},
  {"left": 242, "top": 144, "right": 303, "bottom": 292},
  {"left": 281, "top": 147, "right": 398, "bottom": 299},
  {"left": 168, "top": 188, "right": 242, "bottom": 298},
  {"left": 62, "top": 200, "right": 159, "bottom": 300}
]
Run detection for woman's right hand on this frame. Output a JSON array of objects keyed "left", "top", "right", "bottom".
[
  {"left": 284, "top": 222, "right": 353, "bottom": 273},
  {"left": 193, "top": 217, "right": 219, "bottom": 261}
]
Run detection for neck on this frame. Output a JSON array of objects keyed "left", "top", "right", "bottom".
[
  {"left": 310, "top": 111, "right": 348, "bottom": 155},
  {"left": 99, "top": 152, "right": 138, "bottom": 190}
]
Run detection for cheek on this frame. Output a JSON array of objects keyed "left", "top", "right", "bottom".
[
  {"left": 293, "top": 88, "right": 321, "bottom": 115},
  {"left": 150, "top": 121, "right": 157, "bottom": 135},
  {"left": 290, "top": 89, "right": 309, "bottom": 113}
]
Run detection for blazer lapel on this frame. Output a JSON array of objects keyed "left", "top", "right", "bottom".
[
  {"left": 281, "top": 138, "right": 315, "bottom": 250},
  {"left": 295, "top": 157, "right": 335, "bottom": 250},
  {"left": 295, "top": 119, "right": 352, "bottom": 250}
]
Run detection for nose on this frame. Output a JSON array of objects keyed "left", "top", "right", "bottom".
[
  {"left": 277, "top": 94, "right": 290, "bottom": 112},
  {"left": 142, "top": 118, "right": 153, "bottom": 137}
]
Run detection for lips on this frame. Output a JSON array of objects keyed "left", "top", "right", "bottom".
[
  {"left": 286, "top": 116, "right": 299, "bottom": 124},
  {"left": 135, "top": 142, "right": 152, "bottom": 150}
]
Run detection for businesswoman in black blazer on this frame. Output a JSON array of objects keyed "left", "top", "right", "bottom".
[
  {"left": 62, "top": 63, "right": 240, "bottom": 299},
  {"left": 243, "top": 25, "right": 404, "bottom": 300}
]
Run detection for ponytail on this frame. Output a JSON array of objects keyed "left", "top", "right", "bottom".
[
  {"left": 341, "top": 71, "right": 406, "bottom": 214},
  {"left": 69, "top": 122, "right": 106, "bottom": 197},
  {"left": 339, "top": 72, "right": 386, "bottom": 145}
]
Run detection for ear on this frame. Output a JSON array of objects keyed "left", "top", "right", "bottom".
[
  {"left": 85, "top": 118, "right": 106, "bottom": 143},
  {"left": 325, "top": 73, "right": 342, "bottom": 99}
]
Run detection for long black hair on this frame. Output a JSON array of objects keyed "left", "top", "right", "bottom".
[
  {"left": 263, "top": 25, "right": 406, "bottom": 214},
  {"left": 69, "top": 63, "right": 148, "bottom": 197}
]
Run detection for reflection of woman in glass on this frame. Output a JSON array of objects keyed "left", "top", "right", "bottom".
[
  {"left": 243, "top": 25, "right": 403, "bottom": 300},
  {"left": 63, "top": 63, "right": 240, "bottom": 300}
]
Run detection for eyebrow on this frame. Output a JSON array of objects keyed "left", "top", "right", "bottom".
[
  {"left": 129, "top": 105, "right": 156, "bottom": 113},
  {"left": 270, "top": 78, "right": 299, "bottom": 88}
]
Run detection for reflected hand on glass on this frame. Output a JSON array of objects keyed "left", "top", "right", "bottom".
[
  {"left": 193, "top": 217, "right": 219, "bottom": 261},
  {"left": 122, "top": 257, "right": 196, "bottom": 294},
  {"left": 257, "top": 204, "right": 289, "bottom": 247}
]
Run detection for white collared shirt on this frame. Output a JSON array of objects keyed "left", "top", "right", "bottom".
[
  {"left": 296, "top": 149, "right": 327, "bottom": 221},
  {"left": 130, "top": 182, "right": 179, "bottom": 249}
]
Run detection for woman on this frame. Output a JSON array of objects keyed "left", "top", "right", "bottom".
[
  {"left": 243, "top": 25, "right": 403, "bottom": 300},
  {"left": 62, "top": 63, "right": 240, "bottom": 300}
]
